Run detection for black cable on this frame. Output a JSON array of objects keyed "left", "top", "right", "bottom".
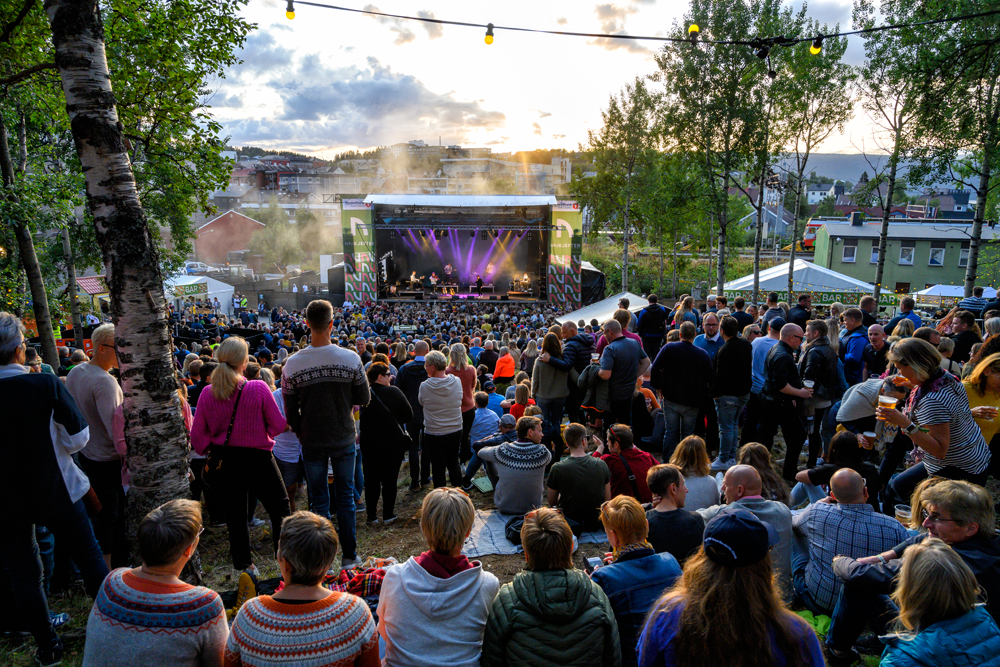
[{"left": 291, "top": 0, "right": 1000, "bottom": 48}]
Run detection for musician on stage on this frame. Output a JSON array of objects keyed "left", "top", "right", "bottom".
[
  {"left": 444, "top": 263, "right": 453, "bottom": 279},
  {"left": 430, "top": 272, "right": 439, "bottom": 286},
  {"left": 476, "top": 274, "right": 483, "bottom": 296},
  {"left": 485, "top": 262, "right": 495, "bottom": 277},
  {"left": 521, "top": 272, "right": 529, "bottom": 283}
]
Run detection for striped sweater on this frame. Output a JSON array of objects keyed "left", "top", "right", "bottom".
[
  {"left": 82, "top": 568, "right": 228, "bottom": 667},
  {"left": 225, "top": 592, "right": 379, "bottom": 667}
]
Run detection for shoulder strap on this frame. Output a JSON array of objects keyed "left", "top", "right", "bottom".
[
  {"left": 616, "top": 454, "right": 641, "bottom": 498},
  {"left": 222, "top": 385, "right": 244, "bottom": 448},
  {"left": 369, "top": 388, "right": 408, "bottom": 438}
]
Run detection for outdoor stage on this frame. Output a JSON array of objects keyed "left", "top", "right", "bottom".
[{"left": 340, "top": 194, "right": 585, "bottom": 310}]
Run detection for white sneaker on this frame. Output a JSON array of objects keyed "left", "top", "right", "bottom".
[
  {"left": 341, "top": 556, "right": 362, "bottom": 570},
  {"left": 710, "top": 457, "right": 731, "bottom": 473},
  {"left": 247, "top": 517, "right": 265, "bottom": 527}
]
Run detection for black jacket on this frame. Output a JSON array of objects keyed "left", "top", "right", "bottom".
[
  {"left": 478, "top": 349, "right": 500, "bottom": 374},
  {"left": 787, "top": 304, "right": 812, "bottom": 329},
  {"left": 763, "top": 341, "right": 801, "bottom": 399},
  {"left": 861, "top": 310, "right": 878, "bottom": 327},
  {"left": 359, "top": 384, "right": 413, "bottom": 451},
  {"left": 395, "top": 358, "right": 429, "bottom": 425},
  {"left": 712, "top": 336, "right": 753, "bottom": 397},
  {"left": 798, "top": 337, "right": 839, "bottom": 400},
  {"left": 650, "top": 341, "right": 712, "bottom": 408},
  {"left": 545, "top": 333, "right": 596, "bottom": 376},
  {"left": 952, "top": 330, "right": 983, "bottom": 365},
  {"left": 636, "top": 304, "right": 668, "bottom": 338}
]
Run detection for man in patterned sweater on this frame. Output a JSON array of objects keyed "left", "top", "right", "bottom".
[
  {"left": 478, "top": 416, "right": 552, "bottom": 516},
  {"left": 282, "top": 299, "right": 371, "bottom": 569}
]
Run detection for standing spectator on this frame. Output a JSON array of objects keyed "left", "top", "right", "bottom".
[
  {"left": 787, "top": 293, "right": 812, "bottom": 330},
  {"left": 884, "top": 296, "right": 923, "bottom": 336},
  {"left": 598, "top": 320, "right": 650, "bottom": 426},
  {"left": 82, "top": 500, "right": 227, "bottom": 667},
  {"left": 419, "top": 350, "right": 464, "bottom": 488},
  {"left": 596, "top": 309, "right": 644, "bottom": 356},
  {"left": 532, "top": 332, "right": 569, "bottom": 465},
  {"left": 225, "top": 512, "right": 378, "bottom": 666},
  {"left": 650, "top": 321, "right": 711, "bottom": 458},
  {"left": 671, "top": 296, "right": 699, "bottom": 329},
  {"left": 880, "top": 338, "right": 991, "bottom": 510},
  {"left": 446, "top": 343, "right": 477, "bottom": 463},
  {"left": 958, "top": 285, "right": 990, "bottom": 317},
  {"left": 859, "top": 295, "right": 879, "bottom": 327},
  {"left": 840, "top": 308, "right": 869, "bottom": 386},
  {"left": 360, "top": 362, "right": 412, "bottom": 525},
  {"left": 798, "top": 319, "right": 840, "bottom": 469},
  {"left": 743, "top": 317, "right": 784, "bottom": 444},
  {"left": 592, "top": 496, "right": 682, "bottom": 667},
  {"left": 477, "top": 416, "right": 551, "bottom": 516},
  {"left": 638, "top": 506, "right": 824, "bottom": 667},
  {"left": 547, "top": 424, "right": 611, "bottom": 532},
  {"left": 711, "top": 315, "right": 752, "bottom": 472},
  {"left": 591, "top": 424, "right": 657, "bottom": 503},
  {"left": 791, "top": 469, "right": 908, "bottom": 615},
  {"left": 620, "top": 296, "right": 638, "bottom": 332},
  {"left": 862, "top": 323, "right": 889, "bottom": 379},
  {"left": 378, "top": 488, "right": 499, "bottom": 667},
  {"left": 66, "top": 323, "right": 125, "bottom": 569},
  {"left": 704, "top": 294, "right": 719, "bottom": 313},
  {"left": 731, "top": 296, "right": 754, "bottom": 331},
  {"left": 281, "top": 300, "right": 369, "bottom": 569},
  {"left": 478, "top": 340, "right": 499, "bottom": 375},
  {"left": 693, "top": 312, "right": 722, "bottom": 359},
  {"left": 761, "top": 292, "right": 786, "bottom": 332},
  {"left": 758, "top": 324, "right": 813, "bottom": 480},
  {"left": 668, "top": 436, "right": 719, "bottom": 512},
  {"left": 537, "top": 320, "right": 595, "bottom": 425},
  {"left": 192, "top": 336, "right": 290, "bottom": 576},
  {"left": 0, "top": 313, "right": 109, "bottom": 666},
  {"left": 636, "top": 294, "right": 668, "bottom": 360},
  {"left": 520, "top": 338, "right": 539, "bottom": 378},
  {"left": 645, "top": 463, "right": 705, "bottom": 564},
  {"left": 950, "top": 309, "right": 983, "bottom": 365},
  {"left": 270, "top": 382, "right": 304, "bottom": 513},
  {"left": 698, "top": 465, "right": 795, "bottom": 601},
  {"left": 939, "top": 337, "right": 963, "bottom": 375},
  {"left": 482, "top": 508, "right": 621, "bottom": 667},
  {"left": 396, "top": 339, "right": 431, "bottom": 490}
]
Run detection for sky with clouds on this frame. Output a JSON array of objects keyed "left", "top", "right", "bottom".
[{"left": 213, "top": 0, "right": 869, "bottom": 158}]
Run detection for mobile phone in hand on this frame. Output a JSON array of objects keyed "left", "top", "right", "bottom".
[{"left": 585, "top": 557, "right": 602, "bottom": 574}]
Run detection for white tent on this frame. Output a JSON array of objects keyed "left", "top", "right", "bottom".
[
  {"left": 723, "top": 259, "right": 894, "bottom": 306},
  {"left": 164, "top": 274, "right": 235, "bottom": 316},
  {"left": 917, "top": 285, "right": 997, "bottom": 299},
  {"left": 555, "top": 291, "right": 648, "bottom": 325}
]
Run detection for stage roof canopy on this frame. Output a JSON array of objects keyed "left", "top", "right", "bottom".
[
  {"left": 364, "top": 194, "right": 558, "bottom": 208},
  {"left": 556, "top": 291, "right": 649, "bottom": 326}
]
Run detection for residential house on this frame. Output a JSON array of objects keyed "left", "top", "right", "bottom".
[
  {"left": 193, "top": 210, "right": 266, "bottom": 265},
  {"left": 807, "top": 183, "right": 837, "bottom": 205},
  {"left": 813, "top": 219, "right": 1000, "bottom": 295}
]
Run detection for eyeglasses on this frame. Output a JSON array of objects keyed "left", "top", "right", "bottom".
[{"left": 921, "top": 509, "right": 961, "bottom": 524}]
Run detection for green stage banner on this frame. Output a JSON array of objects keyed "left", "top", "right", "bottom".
[
  {"left": 723, "top": 289, "right": 898, "bottom": 307},
  {"left": 549, "top": 201, "right": 582, "bottom": 309},
  {"left": 341, "top": 201, "right": 376, "bottom": 303}
]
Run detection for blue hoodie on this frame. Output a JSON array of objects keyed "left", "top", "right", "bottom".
[{"left": 880, "top": 605, "right": 1000, "bottom": 667}]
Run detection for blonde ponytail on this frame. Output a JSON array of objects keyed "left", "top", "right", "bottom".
[{"left": 211, "top": 337, "right": 248, "bottom": 400}]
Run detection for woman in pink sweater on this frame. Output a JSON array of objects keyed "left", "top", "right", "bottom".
[{"left": 191, "top": 337, "right": 289, "bottom": 577}]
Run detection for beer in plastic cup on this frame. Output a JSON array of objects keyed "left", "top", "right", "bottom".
[
  {"left": 877, "top": 395, "right": 897, "bottom": 419},
  {"left": 895, "top": 504, "right": 912, "bottom": 525},
  {"left": 984, "top": 406, "right": 999, "bottom": 422},
  {"left": 591, "top": 352, "right": 599, "bottom": 363},
  {"left": 802, "top": 380, "right": 815, "bottom": 389},
  {"left": 862, "top": 431, "right": 877, "bottom": 449}
]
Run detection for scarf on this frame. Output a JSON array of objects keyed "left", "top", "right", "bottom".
[
  {"left": 905, "top": 368, "right": 956, "bottom": 418},
  {"left": 612, "top": 541, "right": 655, "bottom": 563}
]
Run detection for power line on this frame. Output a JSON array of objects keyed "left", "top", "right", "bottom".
[{"left": 287, "top": 1, "right": 1000, "bottom": 51}]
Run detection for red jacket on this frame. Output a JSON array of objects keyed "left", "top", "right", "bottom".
[{"left": 593, "top": 447, "right": 657, "bottom": 502}]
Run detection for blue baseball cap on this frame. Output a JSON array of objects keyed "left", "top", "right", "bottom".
[{"left": 702, "top": 506, "right": 779, "bottom": 566}]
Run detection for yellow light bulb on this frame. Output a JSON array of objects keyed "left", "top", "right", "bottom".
[
  {"left": 810, "top": 44, "right": 821, "bottom": 55},
  {"left": 688, "top": 24, "right": 699, "bottom": 34},
  {"left": 286, "top": 10, "right": 295, "bottom": 18},
  {"left": 485, "top": 34, "right": 493, "bottom": 45}
]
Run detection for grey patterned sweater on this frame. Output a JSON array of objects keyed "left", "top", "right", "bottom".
[
  {"left": 478, "top": 441, "right": 552, "bottom": 515},
  {"left": 281, "top": 344, "right": 370, "bottom": 454}
]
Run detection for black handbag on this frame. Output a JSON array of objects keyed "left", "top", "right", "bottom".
[
  {"left": 202, "top": 385, "right": 243, "bottom": 491},
  {"left": 369, "top": 388, "right": 413, "bottom": 454}
]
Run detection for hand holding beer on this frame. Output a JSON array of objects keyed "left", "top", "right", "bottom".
[
  {"left": 972, "top": 405, "right": 999, "bottom": 421},
  {"left": 876, "top": 394, "right": 898, "bottom": 421}
]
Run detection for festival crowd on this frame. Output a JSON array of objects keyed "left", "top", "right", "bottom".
[{"left": 5, "top": 285, "right": 1000, "bottom": 666}]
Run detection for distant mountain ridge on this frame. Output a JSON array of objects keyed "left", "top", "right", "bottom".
[{"left": 775, "top": 153, "right": 965, "bottom": 193}]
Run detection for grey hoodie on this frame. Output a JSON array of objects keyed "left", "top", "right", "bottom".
[
  {"left": 378, "top": 557, "right": 500, "bottom": 667},
  {"left": 419, "top": 374, "right": 464, "bottom": 435}
]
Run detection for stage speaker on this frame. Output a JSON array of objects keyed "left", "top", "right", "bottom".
[
  {"left": 489, "top": 295, "right": 498, "bottom": 301},
  {"left": 415, "top": 293, "right": 423, "bottom": 301},
  {"left": 500, "top": 295, "right": 509, "bottom": 301}
]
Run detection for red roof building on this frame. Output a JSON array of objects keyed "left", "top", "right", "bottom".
[{"left": 193, "top": 210, "right": 265, "bottom": 264}]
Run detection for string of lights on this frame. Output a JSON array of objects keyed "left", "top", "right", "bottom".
[{"left": 284, "top": 0, "right": 1000, "bottom": 54}]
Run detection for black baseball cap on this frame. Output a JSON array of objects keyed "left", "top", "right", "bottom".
[{"left": 702, "top": 507, "right": 779, "bottom": 566}]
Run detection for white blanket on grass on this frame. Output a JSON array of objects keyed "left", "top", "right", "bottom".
[{"left": 462, "top": 509, "right": 608, "bottom": 558}]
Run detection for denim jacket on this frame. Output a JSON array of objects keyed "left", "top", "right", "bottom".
[{"left": 591, "top": 548, "right": 682, "bottom": 667}]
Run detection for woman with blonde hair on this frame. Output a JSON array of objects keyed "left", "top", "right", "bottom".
[
  {"left": 673, "top": 296, "right": 698, "bottom": 329},
  {"left": 191, "top": 336, "right": 290, "bottom": 578},
  {"left": 879, "top": 338, "right": 991, "bottom": 511},
  {"left": 963, "top": 352, "right": 1000, "bottom": 477},
  {"left": 520, "top": 339, "right": 539, "bottom": 378},
  {"left": 879, "top": 538, "right": 1000, "bottom": 666},
  {"left": 895, "top": 319, "right": 916, "bottom": 339},
  {"left": 391, "top": 341, "right": 409, "bottom": 369},
  {"left": 737, "top": 443, "right": 790, "bottom": 504},
  {"left": 668, "top": 436, "right": 718, "bottom": 511},
  {"left": 826, "top": 317, "right": 841, "bottom": 354},
  {"left": 447, "top": 343, "right": 478, "bottom": 463}
]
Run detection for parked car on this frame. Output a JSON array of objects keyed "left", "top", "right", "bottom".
[{"left": 185, "top": 261, "right": 210, "bottom": 275}]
